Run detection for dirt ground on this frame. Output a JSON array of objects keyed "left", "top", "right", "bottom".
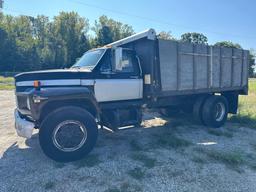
[{"left": 1, "top": 90, "right": 256, "bottom": 192}]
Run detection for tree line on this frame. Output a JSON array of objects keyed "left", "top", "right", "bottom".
[{"left": 0, "top": 12, "right": 255, "bottom": 77}]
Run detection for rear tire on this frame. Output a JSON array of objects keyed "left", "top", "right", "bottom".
[
  {"left": 202, "top": 96, "right": 228, "bottom": 128},
  {"left": 193, "top": 95, "right": 209, "bottom": 125},
  {"left": 39, "top": 106, "right": 98, "bottom": 162}
]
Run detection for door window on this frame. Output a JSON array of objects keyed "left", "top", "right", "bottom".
[{"left": 114, "top": 50, "right": 140, "bottom": 75}]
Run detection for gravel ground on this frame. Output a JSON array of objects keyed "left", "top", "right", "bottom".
[{"left": 1, "top": 91, "right": 256, "bottom": 192}]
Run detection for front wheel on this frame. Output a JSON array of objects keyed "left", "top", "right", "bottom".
[{"left": 39, "top": 106, "right": 98, "bottom": 162}]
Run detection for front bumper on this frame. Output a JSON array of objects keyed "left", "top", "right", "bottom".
[{"left": 14, "top": 109, "right": 35, "bottom": 139}]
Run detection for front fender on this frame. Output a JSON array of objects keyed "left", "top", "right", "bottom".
[{"left": 29, "top": 87, "right": 99, "bottom": 121}]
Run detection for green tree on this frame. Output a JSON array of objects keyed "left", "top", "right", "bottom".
[
  {"left": 0, "top": 26, "right": 18, "bottom": 71},
  {"left": 92, "top": 15, "right": 134, "bottom": 46},
  {"left": 52, "top": 12, "right": 90, "bottom": 68},
  {"left": 158, "top": 31, "right": 175, "bottom": 40},
  {"left": 0, "top": 15, "right": 40, "bottom": 71},
  {"left": 1, "top": 11, "right": 254, "bottom": 76},
  {"left": 214, "top": 41, "right": 242, "bottom": 49},
  {"left": 249, "top": 49, "right": 255, "bottom": 77},
  {"left": 181, "top": 32, "right": 208, "bottom": 44},
  {"left": 78, "top": 33, "right": 90, "bottom": 57},
  {"left": 33, "top": 15, "right": 54, "bottom": 69},
  {"left": 97, "top": 25, "right": 113, "bottom": 45}
]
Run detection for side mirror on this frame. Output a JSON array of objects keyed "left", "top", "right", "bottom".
[{"left": 113, "top": 47, "right": 123, "bottom": 71}]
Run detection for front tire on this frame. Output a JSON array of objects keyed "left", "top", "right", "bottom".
[
  {"left": 39, "top": 106, "right": 98, "bottom": 162},
  {"left": 202, "top": 96, "right": 228, "bottom": 128}
]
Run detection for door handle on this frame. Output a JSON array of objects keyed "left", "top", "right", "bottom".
[{"left": 130, "top": 76, "right": 139, "bottom": 79}]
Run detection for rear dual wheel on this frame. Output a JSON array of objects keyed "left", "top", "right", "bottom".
[
  {"left": 193, "top": 95, "right": 228, "bottom": 128},
  {"left": 193, "top": 95, "right": 209, "bottom": 124}
]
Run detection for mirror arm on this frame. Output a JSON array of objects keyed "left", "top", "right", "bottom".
[{"left": 136, "top": 55, "right": 142, "bottom": 77}]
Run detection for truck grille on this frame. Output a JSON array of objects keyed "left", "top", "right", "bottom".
[{"left": 16, "top": 95, "right": 28, "bottom": 110}]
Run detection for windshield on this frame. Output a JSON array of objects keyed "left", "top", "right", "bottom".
[{"left": 72, "top": 49, "right": 106, "bottom": 69}]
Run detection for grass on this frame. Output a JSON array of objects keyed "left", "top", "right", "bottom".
[
  {"left": 251, "top": 143, "right": 256, "bottom": 151},
  {"left": 44, "top": 181, "right": 56, "bottom": 190},
  {"left": 130, "top": 139, "right": 143, "bottom": 151},
  {"left": 0, "top": 76, "right": 14, "bottom": 90},
  {"left": 152, "top": 133, "right": 192, "bottom": 149},
  {"left": 206, "top": 150, "right": 244, "bottom": 169},
  {"left": 0, "top": 84, "right": 14, "bottom": 90},
  {"left": 194, "top": 147, "right": 244, "bottom": 171},
  {"left": 74, "top": 154, "right": 101, "bottom": 168},
  {"left": 0, "top": 76, "right": 14, "bottom": 84},
  {"left": 105, "top": 188, "right": 121, "bottom": 192},
  {"left": 207, "top": 129, "right": 233, "bottom": 138},
  {"left": 127, "top": 167, "right": 145, "bottom": 180},
  {"left": 229, "top": 114, "right": 256, "bottom": 129},
  {"left": 53, "top": 162, "right": 66, "bottom": 169},
  {"left": 130, "top": 153, "right": 156, "bottom": 168},
  {"left": 194, "top": 146, "right": 256, "bottom": 172},
  {"left": 229, "top": 79, "right": 256, "bottom": 129},
  {"left": 191, "top": 155, "right": 207, "bottom": 164},
  {"left": 167, "top": 169, "right": 184, "bottom": 178},
  {"left": 105, "top": 182, "right": 142, "bottom": 192}
]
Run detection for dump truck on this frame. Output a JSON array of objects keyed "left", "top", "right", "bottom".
[{"left": 14, "top": 29, "right": 249, "bottom": 162}]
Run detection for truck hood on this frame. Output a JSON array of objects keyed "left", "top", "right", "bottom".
[{"left": 15, "top": 69, "right": 94, "bottom": 82}]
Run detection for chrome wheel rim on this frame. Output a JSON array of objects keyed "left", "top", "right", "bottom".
[
  {"left": 215, "top": 102, "right": 225, "bottom": 122},
  {"left": 52, "top": 120, "right": 87, "bottom": 152}
]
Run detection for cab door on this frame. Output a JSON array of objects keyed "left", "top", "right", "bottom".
[{"left": 94, "top": 49, "right": 143, "bottom": 102}]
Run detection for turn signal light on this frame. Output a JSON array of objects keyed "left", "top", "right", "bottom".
[{"left": 33, "top": 80, "right": 41, "bottom": 88}]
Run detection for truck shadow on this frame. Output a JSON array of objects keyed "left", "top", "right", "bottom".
[
  {"left": 1, "top": 112, "right": 234, "bottom": 171},
  {"left": 1, "top": 134, "right": 45, "bottom": 163}
]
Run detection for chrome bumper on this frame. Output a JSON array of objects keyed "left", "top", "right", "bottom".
[{"left": 14, "top": 109, "right": 34, "bottom": 139}]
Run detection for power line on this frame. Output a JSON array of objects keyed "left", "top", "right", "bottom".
[
  {"left": 2, "top": 1, "right": 256, "bottom": 40},
  {"left": 67, "top": 0, "right": 256, "bottom": 40},
  {"left": 69, "top": 0, "right": 187, "bottom": 28}
]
